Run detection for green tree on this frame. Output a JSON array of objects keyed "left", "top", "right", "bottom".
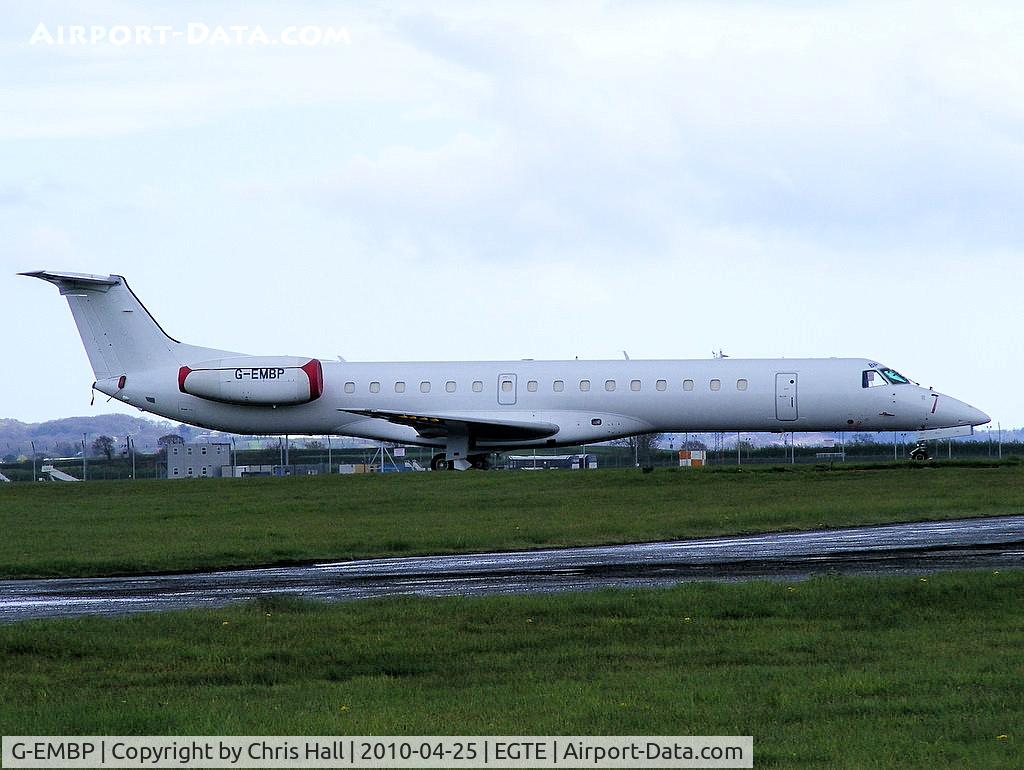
[
  {"left": 157, "top": 434, "right": 184, "bottom": 455},
  {"left": 92, "top": 435, "right": 115, "bottom": 460},
  {"left": 618, "top": 433, "right": 664, "bottom": 466}
]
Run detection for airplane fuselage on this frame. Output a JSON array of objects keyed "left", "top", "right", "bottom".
[{"left": 98, "top": 356, "right": 985, "bottom": 448}]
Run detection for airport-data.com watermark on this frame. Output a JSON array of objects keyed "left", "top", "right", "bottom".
[{"left": 29, "top": 23, "right": 351, "bottom": 47}]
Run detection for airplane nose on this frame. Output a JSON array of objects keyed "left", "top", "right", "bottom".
[
  {"left": 924, "top": 393, "right": 991, "bottom": 428},
  {"left": 967, "top": 405, "right": 991, "bottom": 426},
  {"left": 940, "top": 397, "right": 990, "bottom": 427}
]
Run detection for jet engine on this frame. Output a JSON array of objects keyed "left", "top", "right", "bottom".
[{"left": 178, "top": 357, "right": 323, "bottom": 406}]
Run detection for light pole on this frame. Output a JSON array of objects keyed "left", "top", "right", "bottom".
[
  {"left": 82, "top": 433, "right": 88, "bottom": 481},
  {"left": 30, "top": 440, "right": 36, "bottom": 482}
]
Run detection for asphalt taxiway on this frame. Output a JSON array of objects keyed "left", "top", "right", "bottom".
[{"left": 1, "top": 515, "right": 1021, "bottom": 621}]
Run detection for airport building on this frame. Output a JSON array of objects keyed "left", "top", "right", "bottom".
[{"left": 166, "top": 442, "right": 231, "bottom": 479}]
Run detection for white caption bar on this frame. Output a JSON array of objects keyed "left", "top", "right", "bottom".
[{"left": 3, "top": 736, "right": 752, "bottom": 768}]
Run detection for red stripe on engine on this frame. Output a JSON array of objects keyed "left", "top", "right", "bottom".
[
  {"left": 302, "top": 359, "right": 324, "bottom": 400},
  {"left": 178, "top": 366, "right": 192, "bottom": 393}
]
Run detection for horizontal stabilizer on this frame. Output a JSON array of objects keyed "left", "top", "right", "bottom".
[
  {"left": 339, "top": 408, "right": 560, "bottom": 442},
  {"left": 19, "top": 270, "right": 119, "bottom": 292}
]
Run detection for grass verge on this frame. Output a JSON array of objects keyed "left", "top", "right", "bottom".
[
  {"left": 0, "top": 571, "right": 1019, "bottom": 767},
  {"left": 1, "top": 464, "right": 1022, "bottom": 578}
]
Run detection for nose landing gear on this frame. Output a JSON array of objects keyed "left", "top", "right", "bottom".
[{"left": 909, "top": 441, "right": 931, "bottom": 462}]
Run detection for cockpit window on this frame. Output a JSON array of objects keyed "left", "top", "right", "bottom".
[
  {"left": 863, "top": 368, "right": 913, "bottom": 388},
  {"left": 862, "top": 370, "right": 887, "bottom": 388},
  {"left": 880, "top": 368, "right": 910, "bottom": 385}
]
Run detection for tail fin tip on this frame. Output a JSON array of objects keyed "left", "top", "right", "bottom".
[{"left": 19, "top": 270, "right": 120, "bottom": 290}]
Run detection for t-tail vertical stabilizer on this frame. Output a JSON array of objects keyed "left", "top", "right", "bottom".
[{"left": 19, "top": 271, "right": 238, "bottom": 383}]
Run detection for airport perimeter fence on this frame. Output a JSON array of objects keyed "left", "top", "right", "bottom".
[{"left": 2, "top": 441, "right": 1020, "bottom": 481}]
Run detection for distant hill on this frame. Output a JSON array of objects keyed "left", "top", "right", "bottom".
[
  {"left": 0, "top": 414, "right": 196, "bottom": 460},
  {"left": 0, "top": 413, "right": 371, "bottom": 462}
]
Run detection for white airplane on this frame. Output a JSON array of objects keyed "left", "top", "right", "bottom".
[{"left": 23, "top": 270, "right": 990, "bottom": 469}]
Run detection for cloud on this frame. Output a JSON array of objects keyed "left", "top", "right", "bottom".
[
  {"left": 228, "top": 0, "right": 1019, "bottom": 263},
  {"left": 0, "top": 3, "right": 488, "bottom": 138}
]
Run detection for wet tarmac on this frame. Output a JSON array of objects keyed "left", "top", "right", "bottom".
[{"left": 1, "top": 515, "right": 1021, "bottom": 621}]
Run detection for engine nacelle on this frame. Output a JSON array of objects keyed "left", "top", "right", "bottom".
[{"left": 178, "top": 356, "right": 323, "bottom": 406}]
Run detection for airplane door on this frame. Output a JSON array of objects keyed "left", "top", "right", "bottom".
[
  {"left": 776, "top": 372, "right": 798, "bottom": 421},
  {"left": 497, "top": 373, "right": 517, "bottom": 405}
]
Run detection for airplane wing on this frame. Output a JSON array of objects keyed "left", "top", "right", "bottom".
[{"left": 338, "top": 408, "right": 560, "bottom": 442}]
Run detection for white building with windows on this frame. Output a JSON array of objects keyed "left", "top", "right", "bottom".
[{"left": 166, "top": 442, "right": 230, "bottom": 479}]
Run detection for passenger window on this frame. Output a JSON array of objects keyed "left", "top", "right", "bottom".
[
  {"left": 420, "top": 381, "right": 430, "bottom": 393},
  {"left": 580, "top": 379, "right": 591, "bottom": 392},
  {"left": 553, "top": 380, "right": 564, "bottom": 392},
  {"left": 395, "top": 381, "right": 405, "bottom": 393},
  {"left": 737, "top": 379, "right": 748, "bottom": 391},
  {"left": 445, "top": 380, "right": 456, "bottom": 393},
  {"left": 344, "top": 381, "right": 355, "bottom": 394},
  {"left": 527, "top": 380, "right": 538, "bottom": 392},
  {"left": 605, "top": 379, "right": 616, "bottom": 392},
  {"left": 472, "top": 380, "right": 483, "bottom": 392},
  {"left": 501, "top": 380, "right": 513, "bottom": 392},
  {"left": 683, "top": 379, "right": 694, "bottom": 391},
  {"left": 656, "top": 379, "right": 667, "bottom": 391},
  {"left": 710, "top": 379, "right": 721, "bottom": 391},
  {"left": 630, "top": 379, "right": 641, "bottom": 391},
  {"left": 370, "top": 381, "right": 380, "bottom": 393}
]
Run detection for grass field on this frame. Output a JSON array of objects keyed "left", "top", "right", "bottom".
[
  {"left": 2, "top": 464, "right": 1023, "bottom": 578},
  {"left": 0, "top": 572, "right": 1019, "bottom": 767}
]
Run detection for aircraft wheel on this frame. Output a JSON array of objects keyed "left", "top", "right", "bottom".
[
  {"left": 430, "top": 453, "right": 449, "bottom": 471},
  {"left": 909, "top": 444, "right": 930, "bottom": 462}
]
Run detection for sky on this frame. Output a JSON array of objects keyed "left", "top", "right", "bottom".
[{"left": 1, "top": 1, "right": 1021, "bottom": 426}]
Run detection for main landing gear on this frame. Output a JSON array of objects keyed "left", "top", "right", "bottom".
[{"left": 431, "top": 452, "right": 492, "bottom": 471}]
